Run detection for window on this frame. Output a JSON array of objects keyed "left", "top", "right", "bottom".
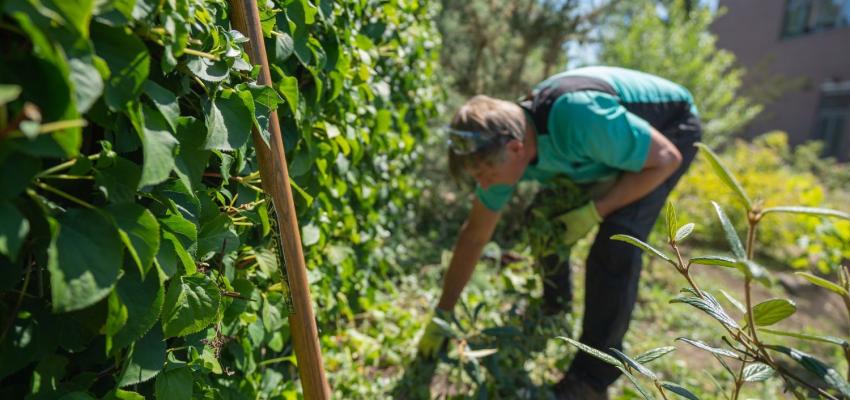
[
  {"left": 782, "top": 0, "right": 850, "bottom": 37},
  {"left": 813, "top": 87, "right": 850, "bottom": 160}
]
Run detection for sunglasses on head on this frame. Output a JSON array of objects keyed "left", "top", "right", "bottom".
[{"left": 445, "top": 127, "right": 515, "bottom": 156}]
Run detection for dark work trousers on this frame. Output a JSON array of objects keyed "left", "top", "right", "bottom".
[{"left": 547, "top": 102, "right": 702, "bottom": 391}]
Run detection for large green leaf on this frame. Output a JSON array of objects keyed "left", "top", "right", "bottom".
[
  {"left": 91, "top": 23, "right": 150, "bottom": 110},
  {"left": 155, "top": 365, "right": 193, "bottom": 400},
  {"left": 689, "top": 255, "right": 737, "bottom": 269},
  {"left": 742, "top": 363, "right": 774, "bottom": 382},
  {"left": 750, "top": 298, "right": 796, "bottom": 326},
  {"left": 0, "top": 202, "right": 30, "bottom": 261},
  {"left": 711, "top": 202, "right": 746, "bottom": 259},
  {"left": 610, "top": 348, "right": 656, "bottom": 380},
  {"left": 45, "top": 0, "right": 94, "bottom": 38},
  {"left": 203, "top": 89, "right": 254, "bottom": 150},
  {"left": 696, "top": 143, "right": 752, "bottom": 210},
  {"left": 556, "top": 336, "right": 620, "bottom": 366},
  {"left": 111, "top": 267, "right": 164, "bottom": 354},
  {"left": 143, "top": 80, "right": 180, "bottom": 132},
  {"left": 173, "top": 116, "right": 211, "bottom": 193},
  {"left": 660, "top": 382, "right": 699, "bottom": 400},
  {"left": 94, "top": 155, "right": 142, "bottom": 203},
  {"left": 610, "top": 234, "right": 676, "bottom": 267},
  {"left": 0, "top": 152, "right": 41, "bottom": 200},
  {"left": 670, "top": 290, "right": 739, "bottom": 330},
  {"left": 761, "top": 206, "right": 850, "bottom": 221},
  {"left": 117, "top": 325, "right": 165, "bottom": 386},
  {"left": 108, "top": 203, "right": 160, "bottom": 276},
  {"left": 49, "top": 209, "right": 124, "bottom": 312},
  {"left": 675, "top": 338, "right": 739, "bottom": 359},
  {"left": 758, "top": 327, "right": 848, "bottom": 347},
  {"left": 160, "top": 275, "right": 221, "bottom": 338},
  {"left": 634, "top": 346, "right": 676, "bottom": 364},
  {"left": 136, "top": 104, "right": 178, "bottom": 188},
  {"left": 794, "top": 272, "right": 848, "bottom": 296},
  {"left": 197, "top": 213, "right": 239, "bottom": 260},
  {"left": 766, "top": 345, "right": 850, "bottom": 397}
]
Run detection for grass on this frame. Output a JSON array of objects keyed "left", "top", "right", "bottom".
[{"left": 320, "top": 233, "right": 848, "bottom": 399}]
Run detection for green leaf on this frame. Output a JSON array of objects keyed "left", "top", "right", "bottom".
[
  {"left": 302, "top": 223, "right": 320, "bottom": 246},
  {"left": 795, "top": 272, "right": 848, "bottom": 296},
  {"left": 277, "top": 74, "right": 300, "bottom": 115},
  {"left": 186, "top": 57, "right": 229, "bottom": 82},
  {"left": 665, "top": 201, "right": 677, "bottom": 243},
  {"left": 695, "top": 143, "right": 752, "bottom": 210},
  {"left": 47, "top": 0, "right": 94, "bottom": 38},
  {"left": 766, "top": 345, "right": 850, "bottom": 397},
  {"left": 203, "top": 89, "right": 254, "bottom": 150},
  {"left": 91, "top": 23, "right": 150, "bottom": 110},
  {"left": 735, "top": 259, "right": 769, "bottom": 285},
  {"left": 751, "top": 298, "right": 796, "bottom": 326},
  {"left": 102, "top": 389, "right": 145, "bottom": 400},
  {"left": 670, "top": 291, "right": 739, "bottom": 329},
  {"left": 143, "top": 80, "right": 180, "bottom": 132},
  {"left": 758, "top": 327, "right": 849, "bottom": 347},
  {"left": 711, "top": 202, "right": 746, "bottom": 259},
  {"left": 660, "top": 382, "right": 699, "bottom": 400},
  {"left": 556, "top": 336, "right": 620, "bottom": 366},
  {"left": 610, "top": 234, "right": 676, "bottom": 267},
  {"left": 154, "top": 365, "right": 193, "bottom": 400},
  {"left": 68, "top": 54, "right": 104, "bottom": 113},
  {"left": 111, "top": 267, "right": 164, "bottom": 354},
  {"left": 49, "top": 209, "right": 124, "bottom": 312},
  {"left": 0, "top": 84, "right": 22, "bottom": 105},
  {"left": 610, "top": 348, "right": 656, "bottom": 380},
  {"left": 136, "top": 104, "right": 178, "bottom": 188},
  {"left": 117, "top": 325, "right": 165, "bottom": 386},
  {"left": 274, "top": 31, "right": 294, "bottom": 62},
  {"left": 104, "top": 290, "right": 128, "bottom": 351},
  {"left": 743, "top": 363, "right": 774, "bottom": 382},
  {"left": 108, "top": 203, "right": 160, "bottom": 276},
  {"left": 173, "top": 117, "right": 211, "bottom": 193},
  {"left": 719, "top": 289, "right": 746, "bottom": 314},
  {"left": 0, "top": 152, "right": 41, "bottom": 200},
  {"left": 676, "top": 338, "right": 739, "bottom": 359},
  {"left": 674, "top": 223, "right": 694, "bottom": 242},
  {"left": 621, "top": 368, "right": 656, "bottom": 400},
  {"left": 761, "top": 206, "right": 850, "bottom": 221},
  {"left": 0, "top": 202, "right": 30, "bottom": 261},
  {"left": 634, "top": 346, "right": 676, "bottom": 364},
  {"left": 197, "top": 213, "right": 239, "bottom": 260},
  {"left": 689, "top": 255, "right": 737, "bottom": 269},
  {"left": 160, "top": 275, "right": 221, "bottom": 338},
  {"left": 246, "top": 83, "right": 283, "bottom": 145},
  {"left": 94, "top": 155, "right": 141, "bottom": 203}
]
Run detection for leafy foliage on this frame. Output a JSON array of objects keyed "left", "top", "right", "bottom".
[
  {"left": 598, "top": 0, "right": 762, "bottom": 144},
  {"left": 0, "top": 0, "right": 441, "bottom": 397}
]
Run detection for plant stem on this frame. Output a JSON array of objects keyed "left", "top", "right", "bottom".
[
  {"left": 0, "top": 260, "right": 33, "bottom": 343},
  {"left": 41, "top": 174, "right": 94, "bottom": 180},
  {"left": 183, "top": 47, "right": 221, "bottom": 61},
  {"left": 35, "top": 182, "right": 95, "bottom": 209},
  {"left": 655, "top": 381, "right": 670, "bottom": 400},
  {"left": 37, "top": 153, "right": 101, "bottom": 177}
]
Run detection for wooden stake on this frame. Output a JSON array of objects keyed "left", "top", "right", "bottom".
[{"left": 227, "top": 1, "right": 331, "bottom": 398}]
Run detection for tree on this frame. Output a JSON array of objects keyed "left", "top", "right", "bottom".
[
  {"left": 436, "top": 0, "right": 615, "bottom": 101},
  {"left": 598, "top": 0, "right": 762, "bottom": 145}
]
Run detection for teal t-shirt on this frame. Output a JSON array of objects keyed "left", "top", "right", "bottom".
[{"left": 475, "top": 66, "right": 695, "bottom": 212}]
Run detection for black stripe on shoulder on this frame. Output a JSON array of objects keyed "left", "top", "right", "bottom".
[{"left": 520, "top": 75, "right": 617, "bottom": 135}]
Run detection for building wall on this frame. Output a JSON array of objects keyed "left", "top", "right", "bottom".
[{"left": 711, "top": 0, "right": 850, "bottom": 149}]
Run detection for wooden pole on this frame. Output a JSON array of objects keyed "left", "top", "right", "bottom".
[{"left": 227, "top": 1, "right": 331, "bottom": 398}]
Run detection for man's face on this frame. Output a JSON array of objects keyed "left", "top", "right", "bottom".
[{"left": 465, "top": 140, "right": 527, "bottom": 190}]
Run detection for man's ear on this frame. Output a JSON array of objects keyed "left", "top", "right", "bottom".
[{"left": 505, "top": 139, "right": 523, "bottom": 153}]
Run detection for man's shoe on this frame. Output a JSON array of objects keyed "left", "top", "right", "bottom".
[{"left": 552, "top": 374, "right": 609, "bottom": 400}]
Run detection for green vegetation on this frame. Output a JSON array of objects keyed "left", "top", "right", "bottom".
[
  {"left": 0, "top": 0, "right": 439, "bottom": 398},
  {"left": 1, "top": 0, "right": 848, "bottom": 399}
]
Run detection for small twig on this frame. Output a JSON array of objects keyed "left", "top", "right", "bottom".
[
  {"left": 183, "top": 47, "right": 221, "bottom": 61},
  {"left": 35, "top": 182, "right": 95, "bottom": 209}
]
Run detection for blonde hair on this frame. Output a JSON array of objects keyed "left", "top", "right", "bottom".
[{"left": 448, "top": 95, "right": 525, "bottom": 181}]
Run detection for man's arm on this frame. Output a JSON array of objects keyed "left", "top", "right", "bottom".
[
  {"left": 594, "top": 127, "right": 682, "bottom": 218},
  {"left": 436, "top": 198, "right": 501, "bottom": 311}
]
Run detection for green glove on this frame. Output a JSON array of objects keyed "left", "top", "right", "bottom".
[
  {"left": 417, "top": 308, "right": 453, "bottom": 359},
  {"left": 558, "top": 201, "right": 602, "bottom": 247}
]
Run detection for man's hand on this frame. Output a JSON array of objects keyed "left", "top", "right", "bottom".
[
  {"left": 417, "top": 309, "right": 453, "bottom": 360},
  {"left": 558, "top": 201, "right": 602, "bottom": 247}
]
